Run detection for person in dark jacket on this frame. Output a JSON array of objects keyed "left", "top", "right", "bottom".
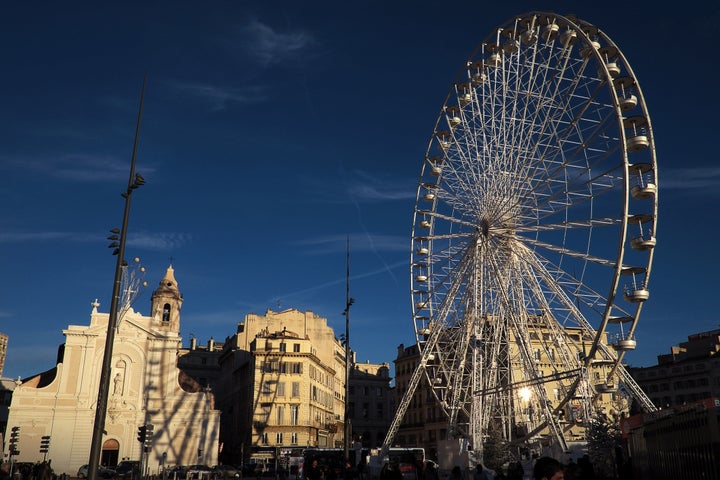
[{"left": 533, "top": 457, "right": 563, "bottom": 480}]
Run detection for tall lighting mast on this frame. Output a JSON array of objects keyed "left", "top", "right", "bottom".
[{"left": 87, "top": 76, "right": 147, "bottom": 479}]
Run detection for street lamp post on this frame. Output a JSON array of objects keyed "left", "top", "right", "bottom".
[{"left": 87, "top": 76, "right": 147, "bottom": 480}]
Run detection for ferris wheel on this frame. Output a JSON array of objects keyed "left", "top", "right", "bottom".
[{"left": 408, "top": 12, "right": 658, "bottom": 455}]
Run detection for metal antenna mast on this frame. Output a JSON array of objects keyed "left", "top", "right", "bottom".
[{"left": 343, "top": 236, "right": 354, "bottom": 461}]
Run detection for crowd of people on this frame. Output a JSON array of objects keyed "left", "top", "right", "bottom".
[
  {"left": 302, "top": 451, "right": 597, "bottom": 480},
  {"left": 0, "top": 460, "right": 55, "bottom": 480},
  {"left": 437, "top": 454, "right": 597, "bottom": 480},
  {"left": 376, "top": 454, "right": 595, "bottom": 480}
]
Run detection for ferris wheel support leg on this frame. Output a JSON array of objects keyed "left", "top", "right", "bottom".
[
  {"left": 379, "top": 349, "right": 429, "bottom": 457},
  {"left": 616, "top": 364, "right": 657, "bottom": 412}
]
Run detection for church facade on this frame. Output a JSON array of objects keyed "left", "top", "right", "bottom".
[{"left": 5, "top": 266, "right": 220, "bottom": 475}]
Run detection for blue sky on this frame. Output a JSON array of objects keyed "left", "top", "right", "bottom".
[{"left": 1, "top": 1, "right": 719, "bottom": 380}]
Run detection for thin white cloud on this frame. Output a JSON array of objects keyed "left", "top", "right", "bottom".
[
  {"left": 264, "top": 258, "right": 407, "bottom": 305},
  {"left": 349, "top": 183, "right": 417, "bottom": 201},
  {"left": 0, "top": 231, "right": 190, "bottom": 251},
  {"left": 321, "top": 165, "right": 414, "bottom": 284},
  {"left": 185, "top": 257, "right": 408, "bottom": 322},
  {"left": 351, "top": 196, "right": 401, "bottom": 285},
  {"left": 0, "top": 231, "right": 96, "bottom": 244},
  {"left": 661, "top": 167, "right": 720, "bottom": 192},
  {"left": 240, "top": 19, "right": 316, "bottom": 67},
  {"left": 128, "top": 232, "right": 192, "bottom": 251},
  {"left": 347, "top": 170, "right": 417, "bottom": 202},
  {"left": 293, "top": 167, "right": 415, "bottom": 205},
  {"left": 169, "top": 82, "right": 266, "bottom": 110},
  {"left": 0, "top": 153, "right": 157, "bottom": 183},
  {"left": 295, "top": 234, "right": 408, "bottom": 255},
  {"left": 1, "top": 154, "right": 119, "bottom": 181}
]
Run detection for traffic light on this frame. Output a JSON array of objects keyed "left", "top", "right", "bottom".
[
  {"left": 144, "top": 424, "right": 154, "bottom": 452},
  {"left": 40, "top": 435, "right": 51, "bottom": 454},
  {"left": 8, "top": 426, "right": 20, "bottom": 456},
  {"left": 137, "top": 424, "right": 147, "bottom": 444}
]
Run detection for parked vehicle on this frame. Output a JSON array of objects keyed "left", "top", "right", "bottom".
[
  {"left": 77, "top": 464, "right": 117, "bottom": 479},
  {"left": 211, "top": 465, "right": 240, "bottom": 479},
  {"left": 186, "top": 464, "right": 212, "bottom": 480},
  {"left": 241, "top": 464, "right": 258, "bottom": 477},
  {"left": 168, "top": 465, "right": 188, "bottom": 480},
  {"left": 115, "top": 461, "right": 140, "bottom": 478}
]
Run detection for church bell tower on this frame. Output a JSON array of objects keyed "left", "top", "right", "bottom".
[{"left": 151, "top": 265, "right": 183, "bottom": 333}]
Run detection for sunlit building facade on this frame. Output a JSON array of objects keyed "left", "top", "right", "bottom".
[
  {"left": 214, "top": 309, "right": 347, "bottom": 465},
  {"left": 4, "top": 266, "right": 220, "bottom": 475}
]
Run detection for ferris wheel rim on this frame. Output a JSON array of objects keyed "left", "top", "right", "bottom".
[{"left": 408, "top": 11, "right": 658, "bottom": 446}]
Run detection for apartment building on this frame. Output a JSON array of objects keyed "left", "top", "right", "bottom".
[
  {"left": 627, "top": 328, "right": 720, "bottom": 408},
  {"left": 348, "top": 356, "right": 393, "bottom": 448},
  {"left": 393, "top": 324, "right": 623, "bottom": 462},
  {"left": 213, "top": 309, "right": 347, "bottom": 465}
]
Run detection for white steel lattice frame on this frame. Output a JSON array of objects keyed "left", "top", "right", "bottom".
[{"left": 390, "top": 11, "right": 658, "bottom": 461}]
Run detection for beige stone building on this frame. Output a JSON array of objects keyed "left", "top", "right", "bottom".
[
  {"left": 348, "top": 356, "right": 393, "bottom": 449},
  {"left": 177, "top": 337, "right": 224, "bottom": 389},
  {"left": 394, "top": 325, "right": 626, "bottom": 461},
  {"left": 214, "top": 309, "right": 346, "bottom": 465},
  {"left": 628, "top": 328, "right": 720, "bottom": 408},
  {"left": 0, "top": 377, "right": 17, "bottom": 441},
  {"left": 5, "top": 266, "right": 220, "bottom": 475}
]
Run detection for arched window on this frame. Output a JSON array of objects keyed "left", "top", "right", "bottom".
[
  {"left": 101, "top": 438, "right": 119, "bottom": 467},
  {"left": 162, "top": 303, "right": 171, "bottom": 322}
]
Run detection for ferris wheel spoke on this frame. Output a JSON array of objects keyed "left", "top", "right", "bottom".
[
  {"left": 509, "top": 153, "right": 624, "bottom": 231},
  {"left": 472, "top": 126, "right": 626, "bottom": 239},
  {"left": 531, "top": 252, "right": 639, "bottom": 331},
  {"left": 517, "top": 243, "right": 603, "bottom": 314},
  {"left": 518, "top": 236, "right": 616, "bottom": 267},
  {"left": 515, "top": 261, "right": 594, "bottom": 368},
  {"left": 417, "top": 208, "right": 479, "bottom": 231},
  {"left": 504, "top": 46, "right": 583, "bottom": 181},
  {"left": 516, "top": 244, "right": 625, "bottom": 363},
  {"left": 517, "top": 90, "right": 620, "bottom": 202},
  {"left": 513, "top": 216, "right": 620, "bottom": 233},
  {"left": 509, "top": 52, "right": 593, "bottom": 169},
  {"left": 419, "top": 240, "right": 476, "bottom": 325}
]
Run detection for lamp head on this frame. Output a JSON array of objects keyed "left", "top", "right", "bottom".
[{"left": 131, "top": 173, "right": 146, "bottom": 189}]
